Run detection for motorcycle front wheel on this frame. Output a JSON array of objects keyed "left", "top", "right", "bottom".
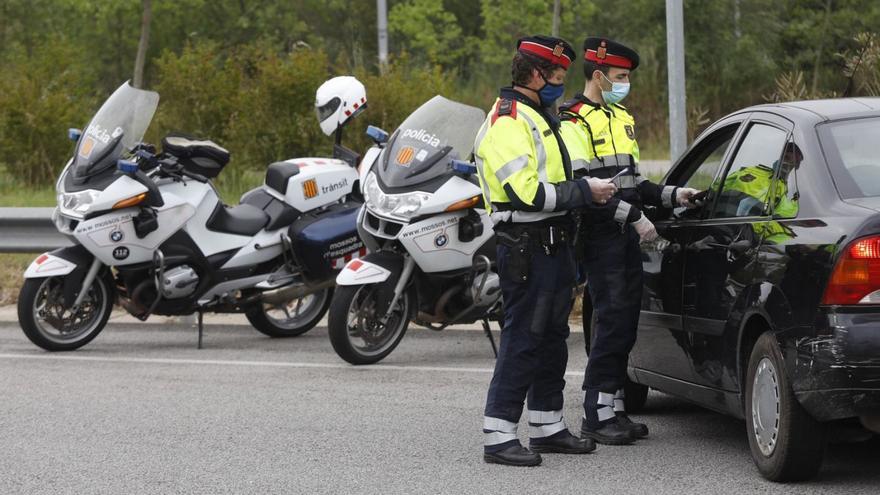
[
  {"left": 327, "top": 283, "right": 412, "bottom": 365},
  {"left": 18, "top": 274, "right": 113, "bottom": 351}
]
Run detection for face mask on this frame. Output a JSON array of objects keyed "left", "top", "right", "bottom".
[
  {"left": 600, "top": 72, "right": 630, "bottom": 105},
  {"left": 538, "top": 72, "right": 565, "bottom": 107}
]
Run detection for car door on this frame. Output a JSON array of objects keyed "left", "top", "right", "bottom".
[
  {"left": 631, "top": 120, "right": 742, "bottom": 383},
  {"left": 681, "top": 114, "right": 793, "bottom": 390}
]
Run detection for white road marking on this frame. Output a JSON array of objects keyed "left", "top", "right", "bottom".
[{"left": 0, "top": 353, "right": 585, "bottom": 377}]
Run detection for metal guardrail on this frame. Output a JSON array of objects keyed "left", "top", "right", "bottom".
[
  {"left": 0, "top": 163, "right": 672, "bottom": 254},
  {"left": 0, "top": 207, "right": 72, "bottom": 253}
]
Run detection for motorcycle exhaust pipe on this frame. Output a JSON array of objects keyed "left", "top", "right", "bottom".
[{"left": 260, "top": 278, "right": 336, "bottom": 305}]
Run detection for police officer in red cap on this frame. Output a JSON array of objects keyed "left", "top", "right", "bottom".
[
  {"left": 475, "top": 35, "right": 618, "bottom": 466},
  {"left": 559, "top": 37, "right": 700, "bottom": 445}
]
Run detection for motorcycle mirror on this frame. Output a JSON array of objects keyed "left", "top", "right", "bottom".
[
  {"left": 117, "top": 159, "right": 139, "bottom": 174},
  {"left": 452, "top": 160, "right": 477, "bottom": 175},
  {"left": 366, "top": 125, "right": 389, "bottom": 144},
  {"left": 68, "top": 128, "right": 82, "bottom": 142}
]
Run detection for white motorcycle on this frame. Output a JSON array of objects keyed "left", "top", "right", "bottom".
[
  {"left": 19, "top": 79, "right": 368, "bottom": 351},
  {"left": 328, "top": 96, "right": 502, "bottom": 365}
]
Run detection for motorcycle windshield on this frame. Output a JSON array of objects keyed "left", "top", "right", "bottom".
[
  {"left": 378, "top": 95, "right": 485, "bottom": 188},
  {"left": 70, "top": 82, "right": 159, "bottom": 181}
]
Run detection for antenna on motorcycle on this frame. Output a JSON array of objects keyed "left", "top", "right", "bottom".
[{"left": 366, "top": 125, "right": 389, "bottom": 145}]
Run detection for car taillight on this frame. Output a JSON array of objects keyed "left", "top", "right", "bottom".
[{"left": 822, "top": 235, "right": 880, "bottom": 305}]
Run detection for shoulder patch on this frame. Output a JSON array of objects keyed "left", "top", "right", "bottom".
[
  {"left": 491, "top": 99, "right": 517, "bottom": 125},
  {"left": 739, "top": 173, "right": 756, "bottom": 183}
]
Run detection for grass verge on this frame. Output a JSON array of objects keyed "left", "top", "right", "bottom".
[{"left": 0, "top": 253, "right": 37, "bottom": 306}]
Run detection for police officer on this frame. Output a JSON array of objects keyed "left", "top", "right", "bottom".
[
  {"left": 476, "top": 35, "right": 618, "bottom": 466},
  {"left": 721, "top": 142, "right": 802, "bottom": 218},
  {"left": 558, "top": 37, "right": 699, "bottom": 445}
]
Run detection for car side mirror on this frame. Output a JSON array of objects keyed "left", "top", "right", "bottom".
[{"left": 68, "top": 128, "right": 82, "bottom": 142}]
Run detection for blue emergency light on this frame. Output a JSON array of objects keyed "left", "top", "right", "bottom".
[
  {"left": 452, "top": 159, "right": 477, "bottom": 175},
  {"left": 117, "top": 159, "right": 139, "bottom": 174},
  {"left": 366, "top": 125, "right": 389, "bottom": 144}
]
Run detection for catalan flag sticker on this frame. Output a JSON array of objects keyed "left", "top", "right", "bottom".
[
  {"left": 302, "top": 178, "right": 318, "bottom": 199},
  {"left": 396, "top": 146, "right": 415, "bottom": 166}
]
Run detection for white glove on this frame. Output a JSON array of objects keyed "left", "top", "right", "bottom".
[
  {"left": 631, "top": 214, "right": 658, "bottom": 242},
  {"left": 586, "top": 177, "right": 617, "bottom": 204},
  {"left": 676, "top": 187, "right": 701, "bottom": 208}
]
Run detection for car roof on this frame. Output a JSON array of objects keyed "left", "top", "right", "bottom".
[{"left": 731, "top": 98, "right": 880, "bottom": 123}]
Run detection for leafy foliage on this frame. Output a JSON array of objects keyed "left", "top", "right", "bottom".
[{"left": 2, "top": 0, "right": 880, "bottom": 188}]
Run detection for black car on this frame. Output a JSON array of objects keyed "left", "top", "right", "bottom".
[{"left": 584, "top": 98, "right": 880, "bottom": 482}]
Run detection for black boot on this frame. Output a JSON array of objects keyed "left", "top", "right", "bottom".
[
  {"left": 580, "top": 419, "right": 635, "bottom": 445},
  {"left": 530, "top": 429, "right": 596, "bottom": 454},
  {"left": 616, "top": 412, "right": 649, "bottom": 439},
  {"left": 483, "top": 444, "right": 542, "bottom": 466}
]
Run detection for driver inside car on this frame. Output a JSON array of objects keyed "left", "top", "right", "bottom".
[{"left": 719, "top": 142, "right": 802, "bottom": 217}]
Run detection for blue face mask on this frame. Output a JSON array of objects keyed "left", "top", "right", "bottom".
[
  {"left": 538, "top": 73, "right": 565, "bottom": 107},
  {"left": 601, "top": 72, "right": 630, "bottom": 105}
]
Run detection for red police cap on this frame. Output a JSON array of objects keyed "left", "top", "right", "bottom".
[
  {"left": 583, "top": 37, "right": 640, "bottom": 70},
  {"left": 517, "top": 35, "right": 575, "bottom": 70}
]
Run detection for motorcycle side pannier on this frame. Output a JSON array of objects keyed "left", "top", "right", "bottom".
[
  {"left": 289, "top": 201, "right": 364, "bottom": 280},
  {"left": 162, "top": 133, "right": 230, "bottom": 179}
]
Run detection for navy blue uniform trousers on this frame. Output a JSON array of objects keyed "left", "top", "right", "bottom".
[
  {"left": 582, "top": 225, "right": 643, "bottom": 427},
  {"left": 484, "top": 241, "right": 576, "bottom": 434}
]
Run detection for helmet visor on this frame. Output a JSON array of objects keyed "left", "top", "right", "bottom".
[{"left": 316, "top": 97, "right": 342, "bottom": 122}]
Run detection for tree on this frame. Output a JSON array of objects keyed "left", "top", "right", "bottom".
[{"left": 388, "top": 0, "right": 473, "bottom": 69}]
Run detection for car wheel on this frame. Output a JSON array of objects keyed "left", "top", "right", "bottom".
[
  {"left": 584, "top": 295, "right": 649, "bottom": 413},
  {"left": 745, "top": 332, "right": 826, "bottom": 481}
]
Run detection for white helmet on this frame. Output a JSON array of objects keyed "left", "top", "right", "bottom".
[{"left": 315, "top": 76, "right": 367, "bottom": 136}]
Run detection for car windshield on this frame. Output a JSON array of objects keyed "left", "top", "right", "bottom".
[
  {"left": 821, "top": 117, "right": 880, "bottom": 198},
  {"left": 377, "top": 95, "right": 485, "bottom": 188},
  {"left": 70, "top": 82, "right": 159, "bottom": 181}
]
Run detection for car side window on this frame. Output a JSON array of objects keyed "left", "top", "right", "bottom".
[
  {"left": 683, "top": 136, "right": 732, "bottom": 191},
  {"left": 712, "top": 123, "right": 788, "bottom": 219},
  {"left": 669, "top": 125, "right": 737, "bottom": 220},
  {"left": 768, "top": 139, "right": 801, "bottom": 219}
]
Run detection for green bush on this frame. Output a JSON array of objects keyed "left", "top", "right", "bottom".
[{"left": 0, "top": 38, "right": 97, "bottom": 187}]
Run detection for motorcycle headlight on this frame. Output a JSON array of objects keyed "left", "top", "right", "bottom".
[
  {"left": 57, "top": 189, "right": 101, "bottom": 219},
  {"left": 363, "top": 172, "right": 432, "bottom": 220}
]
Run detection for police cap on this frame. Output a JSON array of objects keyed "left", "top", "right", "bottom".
[
  {"left": 517, "top": 35, "right": 575, "bottom": 70},
  {"left": 583, "top": 37, "right": 640, "bottom": 70}
]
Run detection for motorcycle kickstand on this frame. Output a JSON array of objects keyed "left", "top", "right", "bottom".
[
  {"left": 197, "top": 311, "right": 204, "bottom": 349},
  {"left": 481, "top": 318, "right": 498, "bottom": 358}
]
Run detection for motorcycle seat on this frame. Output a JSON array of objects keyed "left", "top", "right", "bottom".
[
  {"left": 207, "top": 203, "right": 269, "bottom": 236},
  {"left": 265, "top": 161, "right": 300, "bottom": 194}
]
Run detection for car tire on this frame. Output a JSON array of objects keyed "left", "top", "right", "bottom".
[
  {"left": 745, "top": 332, "right": 826, "bottom": 481},
  {"left": 583, "top": 295, "right": 649, "bottom": 413}
]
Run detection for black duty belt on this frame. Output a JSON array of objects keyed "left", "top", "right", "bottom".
[{"left": 495, "top": 220, "right": 573, "bottom": 255}]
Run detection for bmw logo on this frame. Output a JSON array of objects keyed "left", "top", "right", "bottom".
[
  {"left": 112, "top": 247, "right": 129, "bottom": 260},
  {"left": 434, "top": 234, "right": 448, "bottom": 247},
  {"left": 110, "top": 230, "right": 124, "bottom": 242}
]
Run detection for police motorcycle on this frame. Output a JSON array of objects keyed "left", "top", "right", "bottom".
[
  {"left": 328, "top": 96, "right": 502, "bottom": 365},
  {"left": 18, "top": 77, "right": 369, "bottom": 351}
]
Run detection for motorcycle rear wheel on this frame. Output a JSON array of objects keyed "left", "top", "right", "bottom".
[
  {"left": 246, "top": 287, "right": 332, "bottom": 338},
  {"left": 328, "top": 283, "right": 411, "bottom": 365}
]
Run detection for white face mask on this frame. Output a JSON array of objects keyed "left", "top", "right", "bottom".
[{"left": 600, "top": 72, "right": 630, "bottom": 105}]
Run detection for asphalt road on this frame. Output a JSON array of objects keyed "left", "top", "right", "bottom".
[{"left": 1, "top": 319, "right": 878, "bottom": 494}]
